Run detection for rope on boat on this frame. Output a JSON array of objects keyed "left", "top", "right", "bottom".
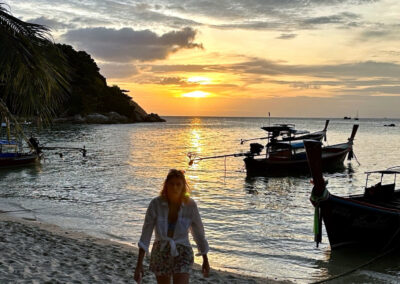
[
  {"left": 353, "top": 151, "right": 361, "bottom": 166},
  {"left": 310, "top": 185, "right": 330, "bottom": 247},
  {"left": 311, "top": 225, "right": 400, "bottom": 284}
]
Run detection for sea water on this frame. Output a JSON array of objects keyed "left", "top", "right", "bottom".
[{"left": 1, "top": 117, "right": 400, "bottom": 283}]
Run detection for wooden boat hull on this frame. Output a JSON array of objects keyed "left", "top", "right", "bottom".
[
  {"left": 320, "top": 193, "right": 400, "bottom": 249},
  {"left": 0, "top": 153, "right": 39, "bottom": 167},
  {"left": 244, "top": 144, "right": 350, "bottom": 176}
]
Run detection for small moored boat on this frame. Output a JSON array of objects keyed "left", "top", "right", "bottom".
[
  {"left": 304, "top": 139, "right": 400, "bottom": 249},
  {"left": 0, "top": 139, "right": 40, "bottom": 167}
]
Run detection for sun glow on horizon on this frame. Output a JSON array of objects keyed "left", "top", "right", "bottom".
[{"left": 181, "top": 91, "right": 211, "bottom": 98}]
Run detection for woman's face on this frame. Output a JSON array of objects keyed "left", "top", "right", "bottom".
[{"left": 166, "top": 177, "right": 184, "bottom": 203}]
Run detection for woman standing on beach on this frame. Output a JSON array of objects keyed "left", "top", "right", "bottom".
[{"left": 134, "top": 169, "right": 210, "bottom": 284}]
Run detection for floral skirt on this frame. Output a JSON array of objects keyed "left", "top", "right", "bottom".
[{"left": 149, "top": 241, "right": 194, "bottom": 276}]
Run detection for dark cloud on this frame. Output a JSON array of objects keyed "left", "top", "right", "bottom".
[
  {"left": 211, "top": 21, "right": 282, "bottom": 31},
  {"left": 229, "top": 60, "right": 400, "bottom": 79},
  {"left": 148, "top": 60, "right": 400, "bottom": 79},
  {"left": 302, "top": 12, "right": 360, "bottom": 25},
  {"left": 276, "top": 33, "right": 297, "bottom": 40},
  {"left": 360, "top": 30, "right": 393, "bottom": 39},
  {"left": 62, "top": 27, "right": 203, "bottom": 62}
]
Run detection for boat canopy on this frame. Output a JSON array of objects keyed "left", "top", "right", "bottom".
[
  {"left": 269, "top": 141, "right": 305, "bottom": 149},
  {"left": 261, "top": 125, "right": 294, "bottom": 132},
  {"left": 261, "top": 124, "right": 309, "bottom": 136},
  {"left": 0, "top": 139, "right": 18, "bottom": 145},
  {"left": 365, "top": 168, "right": 400, "bottom": 175}
]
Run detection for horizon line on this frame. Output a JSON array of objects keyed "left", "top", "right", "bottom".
[{"left": 158, "top": 115, "right": 400, "bottom": 120}]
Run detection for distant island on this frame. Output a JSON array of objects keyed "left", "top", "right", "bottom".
[{"left": 52, "top": 44, "right": 165, "bottom": 124}]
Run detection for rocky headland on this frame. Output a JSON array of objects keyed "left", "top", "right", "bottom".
[{"left": 52, "top": 44, "right": 165, "bottom": 124}]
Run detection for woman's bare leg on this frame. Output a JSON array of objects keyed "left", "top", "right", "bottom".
[
  {"left": 173, "top": 273, "right": 189, "bottom": 284},
  {"left": 157, "top": 275, "right": 171, "bottom": 284}
]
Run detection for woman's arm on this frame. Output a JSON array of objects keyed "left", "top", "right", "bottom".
[
  {"left": 134, "top": 248, "right": 145, "bottom": 282},
  {"left": 190, "top": 200, "right": 210, "bottom": 277},
  {"left": 134, "top": 199, "right": 156, "bottom": 282},
  {"left": 138, "top": 199, "right": 156, "bottom": 253},
  {"left": 202, "top": 254, "right": 210, "bottom": 277},
  {"left": 190, "top": 200, "right": 209, "bottom": 255}
]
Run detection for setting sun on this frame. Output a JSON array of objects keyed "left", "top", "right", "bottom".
[{"left": 181, "top": 91, "right": 210, "bottom": 98}]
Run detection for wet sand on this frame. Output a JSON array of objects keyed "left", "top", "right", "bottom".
[{"left": 0, "top": 213, "right": 289, "bottom": 283}]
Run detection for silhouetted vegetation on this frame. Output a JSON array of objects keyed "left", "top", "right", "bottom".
[
  {"left": 56, "top": 44, "right": 158, "bottom": 122},
  {"left": 0, "top": 4, "right": 69, "bottom": 124}
]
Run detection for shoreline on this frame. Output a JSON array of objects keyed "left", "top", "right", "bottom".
[{"left": 0, "top": 213, "right": 288, "bottom": 283}]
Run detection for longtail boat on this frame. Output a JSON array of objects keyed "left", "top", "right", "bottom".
[
  {"left": 243, "top": 124, "right": 358, "bottom": 176},
  {"left": 304, "top": 139, "right": 400, "bottom": 249}
]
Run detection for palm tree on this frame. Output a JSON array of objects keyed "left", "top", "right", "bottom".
[{"left": 0, "top": 3, "right": 70, "bottom": 130}]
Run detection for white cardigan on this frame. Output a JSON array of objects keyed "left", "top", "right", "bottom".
[{"left": 138, "top": 196, "right": 209, "bottom": 257}]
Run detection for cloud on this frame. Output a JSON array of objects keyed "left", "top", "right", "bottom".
[
  {"left": 337, "top": 85, "right": 400, "bottom": 96},
  {"left": 212, "top": 11, "right": 363, "bottom": 31},
  {"left": 148, "top": 60, "right": 400, "bottom": 80},
  {"left": 27, "top": 16, "right": 74, "bottom": 30},
  {"left": 133, "top": 75, "right": 188, "bottom": 85},
  {"left": 289, "top": 82, "right": 321, "bottom": 89},
  {"left": 144, "top": 59, "right": 400, "bottom": 96},
  {"left": 12, "top": 0, "right": 375, "bottom": 33},
  {"left": 62, "top": 27, "right": 203, "bottom": 62},
  {"left": 169, "top": 0, "right": 374, "bottom": 21},
  {"left": 302, "top": 12, "right": 360, "bottom": 25},
  {"left": 98, "top": 63, "right": 138, "bottom": 79},
  {"left": 360, "top": 29, "right": 394, "bottom": 39},
  {"left": 276, "top": 33, "right": 297, "bottom": 40},
  {"left": 158, "top": 77, "right": 187, "bottom": 85}
]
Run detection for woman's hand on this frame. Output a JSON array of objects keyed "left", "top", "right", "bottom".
[
  {"left": 134, "top": 263, "right": 144, "bottom": 283},
  {"left": 134, "top": 248, "right": 145, "bottom": 283},
  {"left": 202, "top": 254, "right": 210, "bottom": 277}
]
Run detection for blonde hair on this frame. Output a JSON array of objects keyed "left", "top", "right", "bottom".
[{"left": 160, "top": 169, "right": 190, "bottom": 203}]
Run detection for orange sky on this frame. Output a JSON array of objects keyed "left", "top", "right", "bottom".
[{"left": 10, "top": 0, "right": 400, "bottom": 117}]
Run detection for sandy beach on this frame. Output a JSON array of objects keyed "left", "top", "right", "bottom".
[{"left": 0, "top": 213, "right": 288, "bottom": 283}]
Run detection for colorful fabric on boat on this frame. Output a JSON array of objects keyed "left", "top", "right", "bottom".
[{"left": 149, "top": 240, "right": 194, "bottom": 276}]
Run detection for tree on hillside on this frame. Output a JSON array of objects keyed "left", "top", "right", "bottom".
[{"left": 0, "top": 3, "right": 70, "bottom": 125}]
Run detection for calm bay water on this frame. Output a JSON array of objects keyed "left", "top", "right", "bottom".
[{"left": 1, "top": 117, "right": 400, "bottom": 283}]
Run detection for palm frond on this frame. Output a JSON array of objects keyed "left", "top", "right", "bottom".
[{"left": 0, "top": 3, "right": 70, "bottom": 124}]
